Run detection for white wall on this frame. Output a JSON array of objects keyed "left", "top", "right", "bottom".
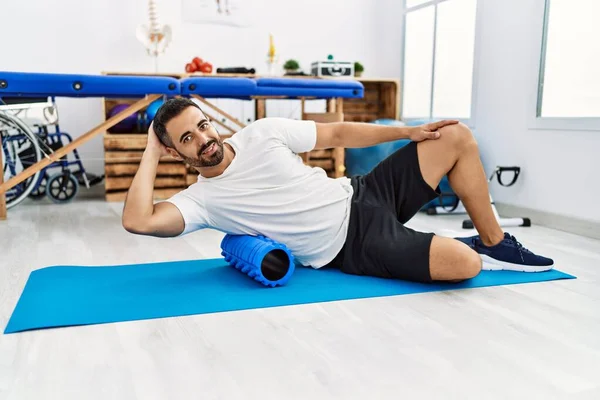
[
  {"left": 472, "top": 0, "right": 600, "bottom": 224},
  {"left": 372, "top": 0, "right": 405, "bottom": 79},
  {"left": 2, "top": 0, "right": 383, "bottom": 176}
]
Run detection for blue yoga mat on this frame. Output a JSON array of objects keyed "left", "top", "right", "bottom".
[{"left": 4, "top": 258, "right": 574, "bottom": 334}]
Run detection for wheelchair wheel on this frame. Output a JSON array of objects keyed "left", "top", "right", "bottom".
[
  {"left": 28, "top": 172, "right": 48, "bottom": 200},
  {"left": 46, "top": 171, "right": 79, "bottom": 203},
  {"left": 0, "top": 113, "right": 43, "bottom": 209}
]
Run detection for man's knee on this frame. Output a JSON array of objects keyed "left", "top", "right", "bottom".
[
  {"left": 441, "top": 122, "right": 477, "bottom": 153},
  {"left": 429, "top": 236, "right": 482, "bottom": 282},
  {"left": 457, "top": 250, "right": 482, "bottom": 280}
]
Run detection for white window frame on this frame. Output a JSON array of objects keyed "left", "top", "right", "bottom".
[
  {"left": 529, "top": 0, "right": 600, "bottom": 131},
  {"left": 400, "top": 0, "right": 482, "bottom": 128}
]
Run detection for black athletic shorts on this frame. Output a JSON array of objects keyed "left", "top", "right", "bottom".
[{"left": 326, "top": 141, "right": 440, "bottom": 283}]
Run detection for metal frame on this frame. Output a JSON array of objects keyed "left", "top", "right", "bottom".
[
  {"left": 529, "top": 0, "right": 600, "bottom": 131},
  {"left": 0, "top": 100, "right": 53, "bottom": 111},
  {"left": 400, "top": 0, "right": 480, "bottom": 127},
  {"left": 535, "top": 0, "right": 551, "bottom": 120}
]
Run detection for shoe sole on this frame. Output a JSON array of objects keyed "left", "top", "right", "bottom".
[{"left": 480, "top": 255, "right": 554, "bottom": 272}]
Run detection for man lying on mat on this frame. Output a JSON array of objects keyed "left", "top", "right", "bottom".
[{"left": 122, "top": 98, "right": 553, "bottom": 283}]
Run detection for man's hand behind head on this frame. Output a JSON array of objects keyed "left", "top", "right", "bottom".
[{"left": 146, "top": 121, "right": 171, "bottom": 158}]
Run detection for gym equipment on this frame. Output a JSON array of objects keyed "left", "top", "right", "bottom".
[
  {"left": 216, "top": 67, "right": 256, "bottom": 74},
  {"left": 4, "top": 244, "right": 574, "bottom": 333},
  {"left": 145, "top": 98, "right": 164, "bottom": 121},
  {"left": 462, "top": 166, "right": 531, "bottom": 229},
  {"left": 0, "top": 70, "right": 364, "bottom": 213},
  {"left": 107, "top": 104, "right": 139, "bottom": 133},
  {"left": 428, "top": 166, "right": 531, "bottom": 230},
  {"left": 220, "top": 234, "right": 295, "bottom": 287}
]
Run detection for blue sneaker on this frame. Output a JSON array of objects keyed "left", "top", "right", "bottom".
[
  {"left": 456, "top": 233, "right": 554, "bottom": 272},
  {"left": 455, "top": 235, "right": 479, "bottom": 248}
]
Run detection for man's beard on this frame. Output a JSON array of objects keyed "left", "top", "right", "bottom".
[{"left": 181, "top": 139, "right": 225, "bottom": 167}]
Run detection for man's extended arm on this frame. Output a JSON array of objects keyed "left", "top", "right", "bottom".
[
  {"left": 314, "top": 120, "right": 459, "bottom": 149},
  {"left": 121, "top": 124, "right": 185, "bottom": 237}
]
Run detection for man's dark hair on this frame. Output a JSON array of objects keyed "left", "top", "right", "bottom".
[{"left": 152, "top": 98, "right": 202, "bottom": 147}]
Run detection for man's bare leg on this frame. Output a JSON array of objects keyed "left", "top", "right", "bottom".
[
  {"left": 414, "top": 122, "right": 554, "bottom": 276},
  {"left": 428, "top": 235, "right": 482, "bottom": 281},
  {"left": 417, "top": 123, "right": 504, "bottom": 246},
  {"left": 407, "top": 123, "right": 504, "bottom": 281}
]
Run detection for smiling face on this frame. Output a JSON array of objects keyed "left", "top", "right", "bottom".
[{"left": 163, "top": 106, "right": 225, "bottom": 168}]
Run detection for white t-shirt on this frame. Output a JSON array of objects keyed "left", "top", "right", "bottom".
[{"left": 166, "top": 117, "right": 353, "bottom": 268}]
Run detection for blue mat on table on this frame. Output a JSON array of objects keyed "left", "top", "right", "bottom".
[{"left": 4, "top": 258, "right": 574, "bottom": 334}]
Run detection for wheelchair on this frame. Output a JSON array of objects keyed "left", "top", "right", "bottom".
[{"left": 1, "top": 96, "right": 103, "bottom": 209}]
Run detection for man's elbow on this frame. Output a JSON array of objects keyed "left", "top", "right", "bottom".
[
  {"left": 122, "top": 216, "right": 147, "bottom": 235},
  {"left": 122, "top": 216, "right": 182, "bottom": 238}
]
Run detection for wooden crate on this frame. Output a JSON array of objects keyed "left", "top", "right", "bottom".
[
  {"left": 103, "top": 133, "right": 190, "bottom": 201},
  {"left": 343, "top": 79, "right": 400, "bottom": 122},
  {"left": 301, "top": 112, "right": 345, "bottom": 178}
]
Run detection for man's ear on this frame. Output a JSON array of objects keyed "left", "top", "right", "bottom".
[{"left": 166, "top": 147, "right": 183, "bottom": 161}]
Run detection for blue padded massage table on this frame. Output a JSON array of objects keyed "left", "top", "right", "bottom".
[
  {"left": 0, "top": 72, "right": 363, "bottom": 101},
  {"left": 178, "top": 76, "right": 364, "bottom": 99},
  {"left": 255, "top": 77, "right": 363, "bottom": 98},
  {"left": 179, "top": 76, "right": 258, "bottom": 98},
  {"left": 0, "top": 71, "right": 181, "bottom": 98}
]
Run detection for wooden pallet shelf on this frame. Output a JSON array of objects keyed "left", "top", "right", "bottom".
[
  {"left": 105, "top": 176, "right": 187, "bottom": 191},
  {"left": 103, "top": 132, "right": 190, "bottom": 201},
  {"left": 342, "top": 79, "right": 400, "bottom": 122},
  {"left": 104, "top": 134, "right": 148, "bottom": 150},
  {"left": 104, "top": 163, "right": 187, "bottom": 176}
]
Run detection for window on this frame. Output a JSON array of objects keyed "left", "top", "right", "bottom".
[
  {"left": 402, "top": 0, "right": 478, "bottom": 121},
  {"left": 405, "top": 0, "right": 430, "bottom": 7},
  {"left": 537, "top": 0, "right": 600, "bottom": 122}
]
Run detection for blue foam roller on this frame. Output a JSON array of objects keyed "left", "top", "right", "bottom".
[{"left": 220, "top": 235, "right": 295, "bottom": 287}]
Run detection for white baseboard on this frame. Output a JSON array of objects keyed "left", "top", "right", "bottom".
[{"left": 496, "top": 203, "right": 600, "bottom": 240}]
